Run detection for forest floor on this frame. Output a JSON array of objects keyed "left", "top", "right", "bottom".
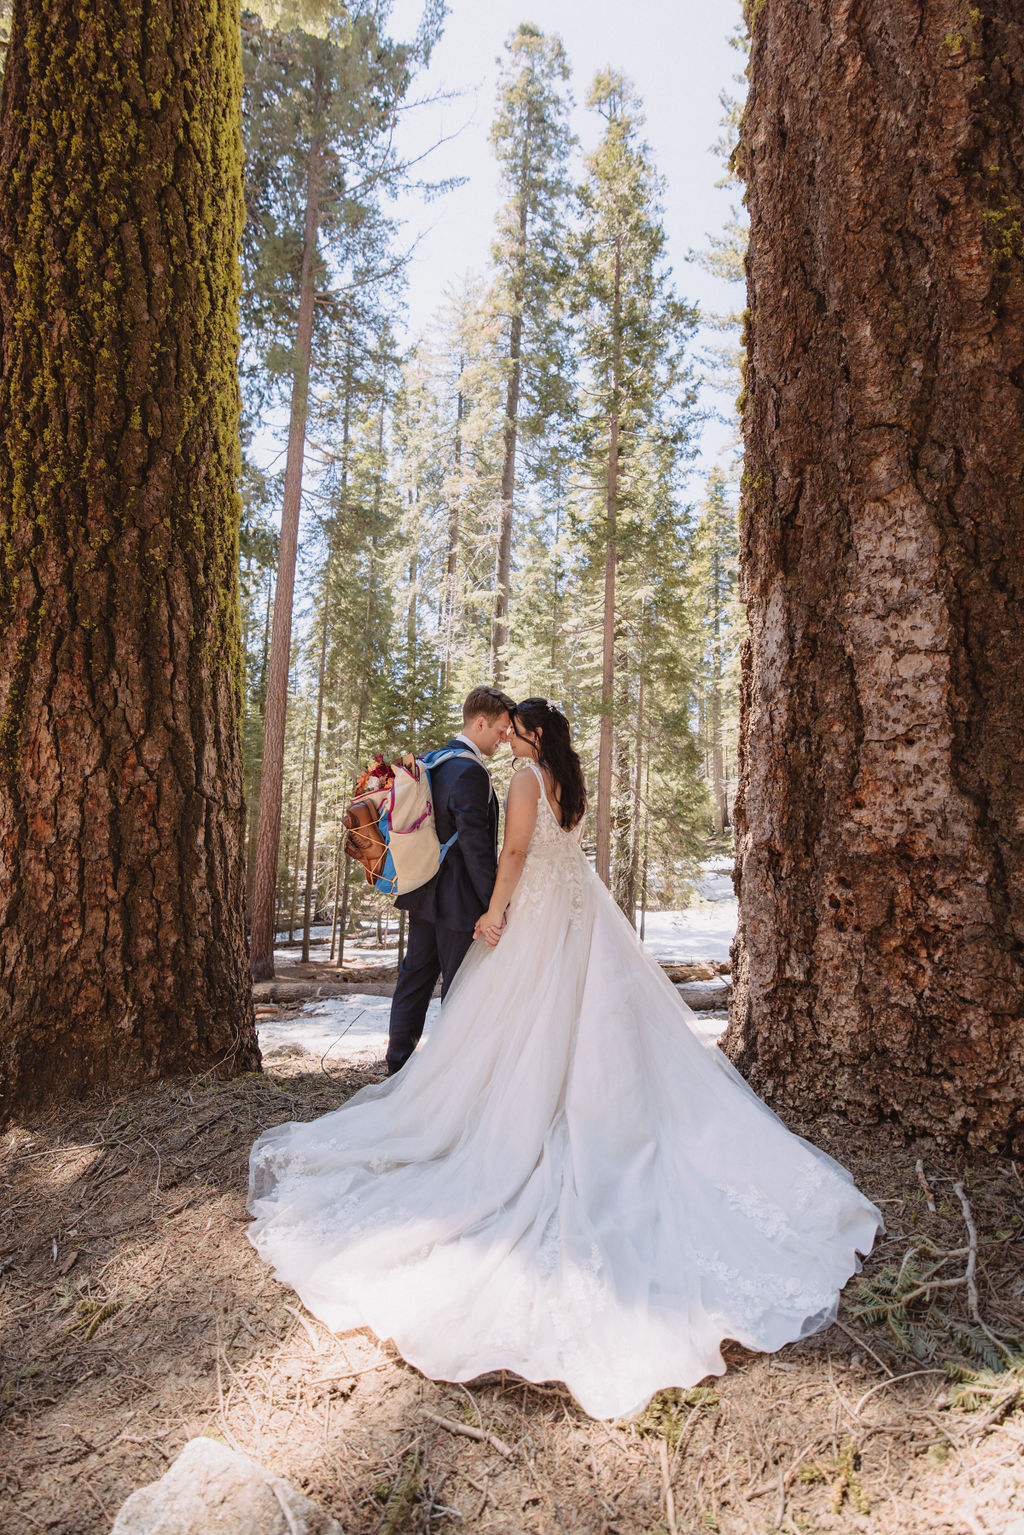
[{"left": 3, "top": 1053, "right": 1024, "bottom": 1535}]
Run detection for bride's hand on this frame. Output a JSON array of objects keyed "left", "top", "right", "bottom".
[{"left": 474, "top": 906, "right": 506, "bottom": 946}]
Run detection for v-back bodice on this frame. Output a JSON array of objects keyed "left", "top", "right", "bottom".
[{"left": 512, "top": 760, "right": 587, "bottom": 925}]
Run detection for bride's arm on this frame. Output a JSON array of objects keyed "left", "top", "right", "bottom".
[{"left": 472, "top": 769, "right": 540, "bottom": 945}]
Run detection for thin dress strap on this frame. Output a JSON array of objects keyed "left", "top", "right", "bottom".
[{"left": 526, "top": 759, "right": 561, "bottom": 826}]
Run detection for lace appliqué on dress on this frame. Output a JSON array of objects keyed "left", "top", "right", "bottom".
[
  {"left": 507, "top": 762, "right": 587, "bottom": 932},
  {"left": 718, "top": 1183, "right": 795, "bottom": 1242}
]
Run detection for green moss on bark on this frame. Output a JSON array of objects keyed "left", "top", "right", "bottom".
[{"left": 0, "top": 0, "right": 257, "bottom": 1107}]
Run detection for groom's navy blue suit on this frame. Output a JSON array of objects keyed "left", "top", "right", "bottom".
[{"left": 386, "top": 739, "right": 498, "bottom": 1074}]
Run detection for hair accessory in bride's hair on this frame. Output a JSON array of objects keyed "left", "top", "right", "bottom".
[{"left": 515, "top": 696, "right": 565, "bottom": 721}]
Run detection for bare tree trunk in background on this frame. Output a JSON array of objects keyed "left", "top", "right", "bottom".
[
  {"left": 491, "top": 197, "right": 528, "bottom": 683},
  {"left": 443, "top": 383, "right": 462, "bottom": 690},
  {"left": 639, "top": 752, "right": 651, "bottom": 943},
  {"left": 337, "top": 863, "right": 352, "bottom": 969},
  {"left": 628, "top": 663, "right": 645, "bottom": 911},
  {"left": 246, "top": 575, "right": 274, "bottom": 916},
  {"left": 301, "top": 562, "right": 331, "bottom": 961},
  {"left": 550, "top": 497, "right": 562, "bottom": 672},
  {"left": 329, "top": 837, "right": 343, "bottom": 963},
  {"left": 275, "top": 776, "right": 292, "bottom": 939},
  {"left": 595, "top": 235, "right": 623, "bottom": 887},
  {"left": 249, "top": 67, "right": 324, "bottom": 980},
  {"left": 288, "top": 718, "right": 308, "bottom": 943},
  {"left": 611, "top": 672, "right": 634, "bottom": 922},
  {"left": 711, "top": 547, "right": 727, "bottom": 836},
  {"left": 407, "top": 538, "right": 418, "bottom": 733},
  {"left": 0, "top": 0, "right": 258, "bottom": 1110},
  {"left": 726, "top": 0, "right": 1024, "bottom": 1152}
]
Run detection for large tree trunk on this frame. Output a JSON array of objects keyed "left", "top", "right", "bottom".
[
  {"left": 726, "top": 1, "right": 1024, "bottom": 1152},
  {"left": 248, "top": 90, "right": 322, "bottom": 979},
  {"left": 0, "top": 0, "right": 258, "bottom": 1110}
]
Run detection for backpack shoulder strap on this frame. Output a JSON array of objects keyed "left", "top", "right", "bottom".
[
  {"left": 421, "top": 751, "right": 494, "bottom": 846},
  {"left": 422, "top": 747, "right": 480, "bottom": 770}
]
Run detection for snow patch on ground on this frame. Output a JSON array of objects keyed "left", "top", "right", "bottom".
[
  {"left": 637, "top": 903, "right": 737, "bottom": 963},
  {"left": 256, "top": 984, "right": 725, "bottom": 1067},
  {"left": 259, "top": 863, "right": 737, "bottom": 1066},
  {"left": 259, "top": 993, "right": 437, "bottom": 1067},
  {"left": 273, "top": 926, "right": 399, "bottom": 970}
]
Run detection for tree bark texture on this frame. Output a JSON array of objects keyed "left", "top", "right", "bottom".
[
  {"left": 0, "top": 0, "right": 259, "bottom": 1109},
  {"left": 727, "top": 1, "right": 1024, "bottom": 1151}
]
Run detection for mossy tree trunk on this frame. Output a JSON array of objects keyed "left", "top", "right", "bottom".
[
  {"left": 0, "top": 0, "right": 259, "bottom": 1111},
  {"left": 727, "top": 0, "right": 1024, "bottom": 1151}
]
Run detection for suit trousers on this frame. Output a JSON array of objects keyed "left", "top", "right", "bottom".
[{"left": 386, "top": 918, "right": 475, "bottom": 1075}]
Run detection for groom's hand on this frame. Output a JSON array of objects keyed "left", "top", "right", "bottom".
[{"left": 473, "top": 909, "right": 506, "bottom": 947}]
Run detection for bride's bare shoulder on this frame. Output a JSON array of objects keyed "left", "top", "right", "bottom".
[{"left": 508, "top": 763, "right": 542, "bottom": 800}]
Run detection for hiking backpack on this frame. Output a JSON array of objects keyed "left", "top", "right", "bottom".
[{"left": 342, "top": 748, "right": 479, "bottom": 897}]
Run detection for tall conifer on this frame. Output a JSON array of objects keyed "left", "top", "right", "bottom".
[
  {"left": 243, "top": 1, "right": 442, "bottom": 978},
  {"left": 488, "top": 24, "right": 575, "bottom": 680},
  {"left": 571, "top": 72, "right": 697, "bottom": 886}
]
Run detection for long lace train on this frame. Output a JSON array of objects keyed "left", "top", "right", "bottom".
[{"left": 248, "top": 763, "right": 881, "bottom": 1419}]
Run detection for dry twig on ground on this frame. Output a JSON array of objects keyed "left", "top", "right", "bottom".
[{"left": 2, "top": 1069, "right": 1023, "bottom": 1535}]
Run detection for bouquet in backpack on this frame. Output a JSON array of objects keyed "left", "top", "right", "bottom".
[{"left": 343, "top": 747, "right": 470, "bottom": 897}]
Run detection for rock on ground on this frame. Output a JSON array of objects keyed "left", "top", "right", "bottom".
[{"left": 110, "top": 1436, "right": 342, "bottom": 1535}]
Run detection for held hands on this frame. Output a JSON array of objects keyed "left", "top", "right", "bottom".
[{"left": 473, "top": 905, "right": 507, "bottom": 948}]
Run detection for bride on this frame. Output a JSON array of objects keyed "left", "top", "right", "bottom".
[{"left": 247, "top": 698, "right": 881, "bottom": 1420}]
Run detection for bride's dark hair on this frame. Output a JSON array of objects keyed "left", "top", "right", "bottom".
[{"left": 511, "top": 698, "right": 588, "bottom": 830}]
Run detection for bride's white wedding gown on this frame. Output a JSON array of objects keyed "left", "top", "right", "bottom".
[{"left": 248, "top": 761, "right": 881, "bottom": 1419}]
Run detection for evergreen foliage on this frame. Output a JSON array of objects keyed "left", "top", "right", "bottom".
[
  {"left": 488, "top": 23, "right": 576, "bottom": 678},
  {"left": 238, "top": 20, "right": 744, "bottom": 946}
]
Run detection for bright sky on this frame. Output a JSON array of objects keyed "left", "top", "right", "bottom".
[{"left": 388, "top": 0, "right": 747, "bottom": 484}]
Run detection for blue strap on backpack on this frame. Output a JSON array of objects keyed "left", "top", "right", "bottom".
[{"left": 421, "top": 748, "right": 484, "bottom": 867}]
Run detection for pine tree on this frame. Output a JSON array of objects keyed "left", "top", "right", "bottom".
[
  {"left": 690, "top": 467, "right": 741, "bottom": 836},
  {"left": 488, "top": 23, "right": 575, "bottom": 680},
  {"left": 243, "top": 1, "right": 442, "bottom": 978},
  {"left": 688, "top": 24, "right": 749, "bottom": 419},
  {"left": 0, "top": 0, "right": 258, "bottom": 1108},
  {"left": 570, "top": 72, "right": 698, "bottom": 887}
]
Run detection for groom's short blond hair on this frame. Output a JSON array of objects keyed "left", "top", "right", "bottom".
[{"left": 462, "top": 685, "right": 516, "bottom": 724}]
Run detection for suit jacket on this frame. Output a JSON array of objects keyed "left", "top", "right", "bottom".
[{"left": 395, "top": 740, "right": 498, "bottom": 932}]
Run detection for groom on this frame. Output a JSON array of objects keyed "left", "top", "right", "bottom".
[{"left": 386, "top": 685, "right": 516, "bottom": 1075}]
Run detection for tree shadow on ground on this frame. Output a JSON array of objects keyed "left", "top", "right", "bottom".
[{"left": 2, "top": 1056, "right": 1023, "bottom": 1534}]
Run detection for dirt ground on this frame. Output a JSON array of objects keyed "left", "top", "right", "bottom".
[{"left": 2, "top": 1051, "right": 1023, "bottom": 1535}]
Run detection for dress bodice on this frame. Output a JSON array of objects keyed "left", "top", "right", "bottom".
[{"left": 511, "top": 760, "right": 587, "bottom": 927}]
